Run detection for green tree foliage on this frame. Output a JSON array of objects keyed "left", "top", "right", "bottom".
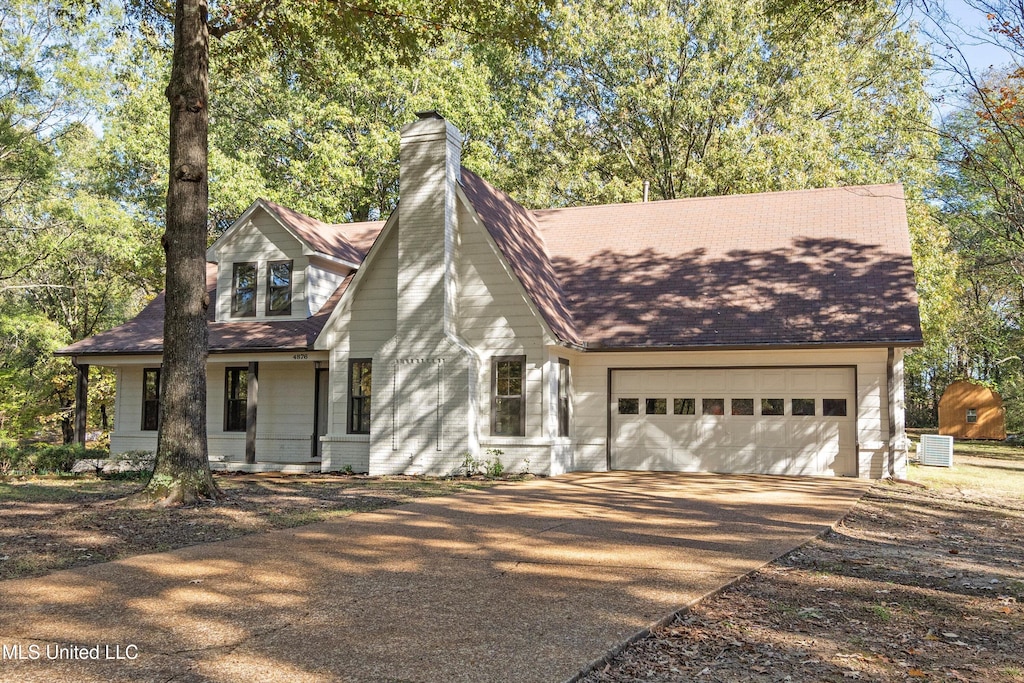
[
  {"left": 907, "top": 0, "right": 1024, "bottom": 429},
  {"left": 0, "top": 1, "right": 136, "bottom": 445},
  {"left": 492, "top": 0, "right": 934, "bottom": 207}
]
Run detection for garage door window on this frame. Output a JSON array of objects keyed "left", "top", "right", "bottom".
[
  {"left": 674, "top": 398, "right": 695, "bottom": 415},
  {"left": 731, "top": 398, "right": 754, "bottom": 415},
  {"left": 823, "top": 399, "right": 847, "bottom": 417},
  {"left": 618, "top": 398, "right": 639, "bottom": 414},
  {"left": 792, "top": 398, "right": 815, "bottom": 416},
  {"left": 646, "top": 398, "right": 667, "bottom": 415},
  {"left": 761, "top": 398, "right": 784, "bottom": 416},
  {"left": 703, "top": 398, "right": 725, "bottom": 415}
]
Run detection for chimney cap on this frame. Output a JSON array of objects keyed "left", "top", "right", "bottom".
[{"left": 415, "top": 110, "right": 444, "bottom": 120}]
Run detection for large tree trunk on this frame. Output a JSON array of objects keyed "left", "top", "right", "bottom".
[{"left": 145, "top": 0, "right": 219, "bottom": 505}]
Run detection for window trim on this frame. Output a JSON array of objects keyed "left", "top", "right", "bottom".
[
  {"left": 557, "top": 358, "right": 570, "bottom": 438},
  {"left": 491, "top": 355, "right": 526, "bottom": 437},
  {"left": 141, "top": 367, "right": 161, "bottom": 431},
  {"left": 231, "top": 261, "right": 258, "bottom": 318},
  {"left": 966, "top": 407, "right": 978, "bottom": 424},
  {"left": 265, "top": 259, "right": 293, "bottom": 316},
  {"left": 224, "top": 367, "right": 248, "bottom": 432},
  {"left": 347, "top": 358, "right": 372, "bottom": 435}
]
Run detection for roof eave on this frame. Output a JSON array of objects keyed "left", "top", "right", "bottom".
[{"left": 583, "top": 338, "right": 925, "bottom": 352}]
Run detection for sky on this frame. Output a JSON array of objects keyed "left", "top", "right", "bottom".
[{"left": 910, "top": 0, "right": 1020, "bottom": 118}]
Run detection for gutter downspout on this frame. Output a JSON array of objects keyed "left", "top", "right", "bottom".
[{"left": 886, "top": 347, "right": 897, "bottom": 478}]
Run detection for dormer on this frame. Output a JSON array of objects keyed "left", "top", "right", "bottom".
[{"left": 206, "top": 199, "right": 364, "bottom": 323}]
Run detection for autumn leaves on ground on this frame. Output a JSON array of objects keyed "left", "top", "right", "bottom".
[
  {"left": 2, "top": 443, "right": 1023, "bottom": 682},
  {"left": 585, "top": 440, "right": 1024, "bottom": 683}
]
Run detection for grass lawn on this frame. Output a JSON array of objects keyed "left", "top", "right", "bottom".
[{"left": 908, "top": 435, "right": 1024, "bottom": 504}]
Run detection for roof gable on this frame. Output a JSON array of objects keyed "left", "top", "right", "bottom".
[
  {"left": 206, "top": 199, "right": 383, "bottom": 267},
  {"left": 459, "top": 169, "right": 582, "bottom": 346}
]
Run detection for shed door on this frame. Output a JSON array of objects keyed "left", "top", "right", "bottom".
[{"left": 611, "top": 368, "right": 856, "bottom": 476}]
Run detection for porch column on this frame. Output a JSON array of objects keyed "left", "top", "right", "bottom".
[
  {"left": 245, "top": 361, "right": 258, "bottom": 464},
  {"left": 73, "top": 360, "right": 89, "bottom": 446}
]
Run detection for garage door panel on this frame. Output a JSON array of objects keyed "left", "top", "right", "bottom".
[
  {"left": 698, "top": 370, "right": 725, "bottom": 391},
  {"left": 643, "top": 424, "right": 673, "bottom": 448},
  {"left": 700, "top": 421, "right": 731, "bottom": 447},
  {"left": 789, "top": 447, "right": 823, "bottom": 475},
  {"left": 727, "top": 370, "right": 757, "bottom": 392},
  {"left": 788, "top": 370, "right": 818, "bottom": 392},
  {"left": 759, "top": 370, "right": 787, "bottom": 392},
  {"left": 726, "top": 422, "right": 758, "bottom": 448},
  {"left": 820, "top": 369, "right": 851, "bottom": 392},
  {"left": 612, "top": 367, "right": 856, "bottom": 476},
  {"left": 729, "top": 446, "right": 760, "bottom": 473}
]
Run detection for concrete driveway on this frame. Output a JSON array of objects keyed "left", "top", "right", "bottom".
[{"left": 0, "top": 472, "right": 868, "bottom": 683}]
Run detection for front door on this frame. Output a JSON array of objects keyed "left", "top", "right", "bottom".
[{"left": 313, "top": 368, "right": 329, "bottom": 459}]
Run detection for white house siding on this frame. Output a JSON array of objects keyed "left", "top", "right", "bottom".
[
  {"left": 213, "top": 211, "right": 310, "bottom": 323},
  {"left": 570, "top": 347, "right": 908, "bottom": 479},
  {"left": 320, "top": 226, "right": 399, "bottom": 473},
  {"left": 109, "top": 359, "right": 320, "bottom": 467},
  {"left": 108, "top": 364, "right": 160, "bottom": 454},
  {"left": 306, "top": 259, "right": 348, "bottom": 316},
  {"left": 454, "top": 200, "right": 555, "bottom": 475}
]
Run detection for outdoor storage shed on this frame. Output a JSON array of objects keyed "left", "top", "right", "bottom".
[{"left": 938, "top": 380, "right": 1006, "bottom": 440}]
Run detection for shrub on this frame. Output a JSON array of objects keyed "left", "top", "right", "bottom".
[
  {"left": 0, "top": 443, "right": 109, "bottom": 476},
  {"left": 0, "top": 446, "right": 27, "bottom": 476},
  {"left": 31, "top": 444, "right": 90, "bottom": 474}
]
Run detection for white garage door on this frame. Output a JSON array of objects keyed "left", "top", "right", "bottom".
[{"left": 611, "top": 367, "right": 856, "bottom": 476}]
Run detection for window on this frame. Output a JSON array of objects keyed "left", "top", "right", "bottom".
[
  {"left": 703, "top": 398, "right": 725, "bottom": 416},
  {"left": 492, "top": 356, "right": 525, "bottom": 436},
  {"left": 618, "top": 398, "right": 639, "bottom": 415},
  {"left": 674, "top": 398, "right": 696, "bottom": 415},
  {"left": 266, "top": 260, "right": 293, "bottom": 316},
  {"left": 231, "top": 262, "right": 257, "bottom": 317},
  {"left": 966, "top": 408, "right": 978, "bottom": 424},
  {"left": 761, "top": 398, "right": 784, "bottom": 416},
  {"left": 141, "top": 368, "right": 160, "bottom": 431},
  {"left": 646, "top": 398, "right": 667, "bottom": 415},
  {"left": 792, "top": 398, "right": 815, "bottom": 416},
  {"left": 823, "top": 399, "right": 848, "bottom": 417},
  {"left": 224, "top": 367, "right": 248, "bottom": 431},
  {"left": 557, "top": 359, "right": 570, "bottom": 437},
  {"left": 731, "top": 398, "right": 754, "bottom": 415},
  {"left": 348, "top": 359, "right": 372, "bottom": 434}
]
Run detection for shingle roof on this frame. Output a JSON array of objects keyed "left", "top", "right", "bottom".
[
  {"left": 261, "top": 199, "right": 383, "bottom": 263},
  {"left": 57, "top": 265, "right": 356, "bottom": 356},
  {"left": 459, "top": 170, "right": 583, "bottom": 346},
  {"left": 61, "top": 175, "right": 920, "bottom": 358},
  {"left": 530, "top": 183, "right": 921, "bottom": 348}
]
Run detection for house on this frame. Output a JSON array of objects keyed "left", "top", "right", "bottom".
[
  {"left": 58, "top": 112, "right": 922, "bottom": 478},
  {"left": 938, "top": 380, "right": 1006, "bottom": 440}
]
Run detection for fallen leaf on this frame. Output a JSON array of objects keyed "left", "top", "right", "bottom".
[
  {"left": 942, "top": 632, "right": 959, "bottom": 639},
  {"left": 908, "top": 669, "right": 926, "bottom": 678},
  {"left": 948, "top": 549, "right": 960, "bottom": 555}
]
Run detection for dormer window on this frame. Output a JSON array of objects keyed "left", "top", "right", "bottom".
[
  {"left": 231, "top": 262, "right": 257, "bottom": 317},
  {"left": 266, "top": 260, "right": 293, "bottom": 316}
]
